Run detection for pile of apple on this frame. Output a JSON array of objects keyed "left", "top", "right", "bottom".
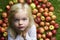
[
  {"left": 0, "top": 0, "right": 20, "bottom": 40},
  {"left": 0, "top": 0, "right": 16, "bottom": 40},
  {"left": 26, "top": 0, "right": 59, "bottom": 40},
  {"left": 0, "top": 12, "right": 8, "bottom": 40},
  {"left": 0, "top": 0, "right": 59, "bottom": 40}
]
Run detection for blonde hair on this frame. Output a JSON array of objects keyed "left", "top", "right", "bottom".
[{"left": 8, "top": 3, "right": 35, "bottom": 38}]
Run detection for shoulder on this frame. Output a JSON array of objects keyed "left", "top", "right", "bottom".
[
  {"left": 30, "top": 24, "right": 36, "bottom": 29},
  {"left": 28, "top": 24, "right": 36, "bottom": 32}
]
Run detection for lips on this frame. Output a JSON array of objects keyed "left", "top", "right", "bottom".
[{"left": 17, "top": 26, "right": 24, "bottom": 29}]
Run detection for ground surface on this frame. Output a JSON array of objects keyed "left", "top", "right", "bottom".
[{"left": 0, "top": 0, "right": 60, "bottom": 40}]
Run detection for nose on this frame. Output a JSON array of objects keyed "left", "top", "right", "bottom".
[{"left": 19, "top": 20, "right": 23, "bottom": 25}]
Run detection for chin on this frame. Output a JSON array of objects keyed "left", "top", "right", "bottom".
[{"left": 19, "top": 28, "right": 25, "bottom": 31}]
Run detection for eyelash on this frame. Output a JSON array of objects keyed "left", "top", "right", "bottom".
[
  {"left": 22, "top": 18, "right": 27, "bottom": 20},
  {"left": 14, "top": 18, "right": 27, "bottom": 21},
  {"left": 14, "top": 19, "right": 19, "bottom": 21}
]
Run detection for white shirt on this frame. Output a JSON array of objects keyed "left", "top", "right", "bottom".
[{"left": 8, "top": 24, "right": 37, "bottom": 40}]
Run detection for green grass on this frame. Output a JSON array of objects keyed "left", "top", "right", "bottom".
[
  {"left": 48, "top": 0, "right": 60, "bottom": 40},
  {"left": 0, "top": 0, "right": 60, "bottom": 40}
]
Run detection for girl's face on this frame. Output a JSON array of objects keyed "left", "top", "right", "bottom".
[{"left": 12, "top": 10, "right": 29, "bottom": 31}]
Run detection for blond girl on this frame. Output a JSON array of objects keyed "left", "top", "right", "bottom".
[{"left": 8, "top": 3, "right": 37, "bottom": 40}]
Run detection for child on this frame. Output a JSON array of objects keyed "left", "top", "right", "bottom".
[{"left": 8, "top": 3, "right": 37, "bottom": 40}]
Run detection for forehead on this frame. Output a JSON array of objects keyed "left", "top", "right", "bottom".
[{"left": 14, "top": 9, "right": 28, "bottom": 19}]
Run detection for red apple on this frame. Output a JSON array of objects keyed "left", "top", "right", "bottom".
[
  {"left": 44, "top": 26, "right": 49, "bottom": 31},
  {"left": 1, "top": 37, "right": 5, "bottom": 40},
  {"left": 38, "top": 0, "right": 43, "bottom": 2},
  {"left": 41, "top": 16, "right": 45, "bottom": 21},
  {"left": 49, "top": 6, "right": 54, "bottom": 11},
  {"left": 46, "top": 2, "right": 52, "bottom": 7},
  {"left": 51, "top": 37, "right": 56, "bottom": 40},
  {"left": 32, "top": 9, "right": 38, "bottom": 15},
  {"left": 1, "top": 27, "right": 6, "bottom": 32},
  {"left": 39, "top": 8, "right": 44, "bottom": 13},
  {"left": 34, "top": 17, "right": 41, "bottom": 24},
  {"left": 41, "top": 4, "right": 46, "bottom": 8},
  {"left": 50, "top": 20, "right": 55, "bottom": 25},
  {"left": 43, "top": 0, "right": 48, "bottom": 3},
  {"left": 39, "top": 38, "right": 44, "bottom": 40},
  {"left": 0, "top": 20, "right": 3, "bottom": 25},
  {"left": 46, "top": 31, "right": 52, "bottom": 38},
  {"left": 37, "top": 5, "right": 41, "bottom": 9},
  {"left": 6, "top": 5, "right": 10, "bottom": 10},
  {"left": 2, "top": 12, "right": 7, "bottom": 18},
  {"left": 54, "top": 23, "right": 59, "bottom": 29},
  {"left": 45, "top": 38, "right": 50, "bottom": 40},
  {"left": 18, "top": 0, "right": 25, "bottom": 3},
  {"left": 52, "top": 29, "right": 56, "bottom": 35},
  {"left": 44, "top": 8, "right": 48, "bottom": 12},
  {"left": 0, "top": 27, "right": 2, "bottom": 32},
  {"left": 33, "top": 15, "right": 36, "bottom": 19},
  {"left": 46, "top": 16, "right": 51, "bottom": 21},
  {"left": 3, "top": 32, "right": 8, "bottom": 37},
  {"left": 37, "top": 13, "right": 41, "bottom": 18},
  {"left": 3, "top": 18, "right": 8, "bottom": 23},
  {"left": 26, "top": 0, "right": 32, "bottom": 4},
  {"left": 45, "top": 22, "right": 50, "bottom": 26},
  {"left": 37, "top": 34, "right": 42, "bottom": 39},
  {"left": 34, "top": 1, "right": 39, "bottom": 6},
  {"left": 37, "top": 27, "right": 45, "bottom": 33},
  {"left": 48, "top": 12, "right": 53, "bottom": 16},
  {"left": 51, "top": 15, "right": 56, "bottom": 20},
  {"left": 2, "top": 23, "right": 7, "bottom": 27},
  {"left": 43, "top": 12, "right": 49, "bottom": 17},
  {"left": 42, "top": 34, "right": 46, "bottom": 38},
  {"left": 40, "top": 21, "right": 45, "bottom": 26}
]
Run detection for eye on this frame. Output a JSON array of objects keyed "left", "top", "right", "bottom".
[
  {"left": 14, "top": 19, "right": 19, "bottom": 21},
  {"left": 22, "top": 18, "right": 27, "bottom": 20}
]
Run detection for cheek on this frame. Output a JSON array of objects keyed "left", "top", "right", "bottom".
[
  {"left": 24, "top": 20, "right": 29, "bottom": 26},
  {"left": 13, "top": 22, "right": 18, "bottom": 27}
]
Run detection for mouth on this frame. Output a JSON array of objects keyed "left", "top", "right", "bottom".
[{"left": 17, "top": 26, "right": 24, "bottom": 29}]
